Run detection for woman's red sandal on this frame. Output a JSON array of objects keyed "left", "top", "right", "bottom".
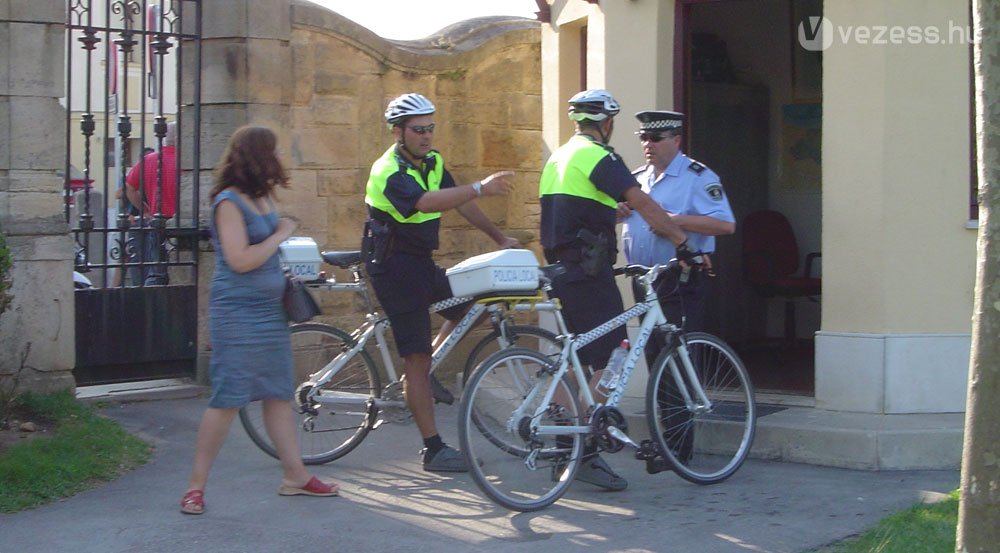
[
  {"left": 180, "top": 489, "right": 205, "bottom": 515},
  {"left": 277, "top": 476, "right": 339, "bottom": 497}
]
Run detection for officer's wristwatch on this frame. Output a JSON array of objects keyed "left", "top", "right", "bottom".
[{"left": 472, "top": 181, "right": 483, "bottom": 196}]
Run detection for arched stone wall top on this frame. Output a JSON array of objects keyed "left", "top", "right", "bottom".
[{"left": 292, "top": 0, "right": 540, "bottom": 73}]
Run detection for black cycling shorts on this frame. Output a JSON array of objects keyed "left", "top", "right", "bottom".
[
  {"left": 369, "top": 253, "right": 467, "bottom": 357},
  {"left": 547, "top": 261, "right": 626, "bottom": 371}
]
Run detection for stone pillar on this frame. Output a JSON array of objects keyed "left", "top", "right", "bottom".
[
  {"left": 194, "top": 0, "right": 293, "bottom": 380},
  {"left": 0, "top": 2, "right": 76, "bottom": 391}
]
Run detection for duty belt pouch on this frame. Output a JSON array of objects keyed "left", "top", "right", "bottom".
[
  {"left": 577, "top": 229, "right": 611, "bottom": 278},
  {"left": 362, "top": 218, "right": 393, "bottom": 273}
]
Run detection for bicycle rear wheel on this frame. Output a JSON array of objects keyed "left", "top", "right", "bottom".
[
  {"left": 459, "top": 347, "right": 583, "bottom": 512},
  {"left": 461, "top": 326, "right": 560, "bottom": 454},
  {"left": 239, "top": 323, "right": 381, "bottom": 465},
  {"left": 646, "top": 332, "right": 756, "bottom": 484},
  {"left": 462, "top": 324, "right": 560, "bottom": 384}
]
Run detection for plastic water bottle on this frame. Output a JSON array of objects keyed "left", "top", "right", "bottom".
[{"left": 597, "top": 339, "right": 630, "bottom": 396}]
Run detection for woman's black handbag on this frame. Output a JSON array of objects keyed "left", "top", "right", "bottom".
[{"left": 282, "top": 271, "right": 321, "bottom": 323}]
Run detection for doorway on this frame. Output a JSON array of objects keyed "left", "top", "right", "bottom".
[{"left": 677, "top": 0, "right": 823, "bottom": 396}]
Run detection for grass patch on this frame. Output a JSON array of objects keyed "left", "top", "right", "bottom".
[
  {"left": 813, "top": 490, "right": 958, "bottom": 553},
  {"left": 0, "top": 390, "right": 151, "bottom": 513}
]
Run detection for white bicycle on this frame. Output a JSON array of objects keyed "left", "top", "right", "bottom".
[
  {"left": 459, "top": 262, "right": 757, "bottom": 511},
  {"left": 239, "top": 250, "right": 560, "bottom": 464}
]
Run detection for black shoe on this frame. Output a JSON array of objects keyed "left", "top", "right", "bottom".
[
  {"left": 421, "top": 445, "right": 468, "bottom": 472},
  {"left": 430, "top": 374, "right": 454, "bottom": 405},
  {"left": 574, "top": 455, "right": 628, "bottom": 491},
  {"left": 645, "top": 457, "right": 673, "bottom": 475}
]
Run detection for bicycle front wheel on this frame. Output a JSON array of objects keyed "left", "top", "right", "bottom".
[
  {"left": 646, "top": 332, "right": 756, "bottom": 484},
  {"left": 459, "top": 347, "right": 583, "bottom": 512},
  {"left": 239, "top": 323, "right": 381, "bottom": 465}
]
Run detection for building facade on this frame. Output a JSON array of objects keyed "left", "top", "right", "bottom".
[{"left": 538, "top": 0, "right": 973, "bottom": 467}]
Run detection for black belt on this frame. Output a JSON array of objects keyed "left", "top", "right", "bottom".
[{"left": 543, "top": 247, "right": 582, "bottom": 264}]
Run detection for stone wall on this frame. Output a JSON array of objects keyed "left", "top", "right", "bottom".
[
  {"left": 195, "top": 0, "right": 543, "bottom": 382},
  {"left": 0, "top": 2, "right": 76, "bottom": 392},
  {"left": 0, "top": 0, "right": 542, "bottom": 391}
]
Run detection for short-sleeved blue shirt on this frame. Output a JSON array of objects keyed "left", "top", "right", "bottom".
[{"left": 622, "top": 151, "right": 734, "bottom": 265}]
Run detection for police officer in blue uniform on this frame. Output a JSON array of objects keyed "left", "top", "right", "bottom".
[
  {"left": 621, "top": 110, "right": 735, "bottom": 333},
  {"left": 619, "top": 110, "right": 735, "bottom": 474},
  {"left": 540, "top": 90, "right": 692, "bottom": 490},
  {"left": 364, "top": 93, "right": 520, "bottom": 472}
]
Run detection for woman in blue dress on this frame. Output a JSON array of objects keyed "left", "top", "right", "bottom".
[{"left": 181, "top": 127, "right": 337, "bottom": 515}]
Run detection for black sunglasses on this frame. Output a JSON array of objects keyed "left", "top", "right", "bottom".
[
  {"left": 638, "top": 133, "right": 670, "bottom": 143},
  {"left": 407, "top": 123, "right": 436, "bottom": 135}
]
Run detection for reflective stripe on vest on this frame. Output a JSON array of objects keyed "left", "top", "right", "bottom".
[
  {"left": 365, "top": 145, "right": 444, "bottom": 224},
  {"left": 538, "top": 135, "right": 619, "bottom": 209}
]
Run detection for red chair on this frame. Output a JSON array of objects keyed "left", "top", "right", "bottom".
[{"left": 741, "top": 210, "right": 821, "bottom": 343}]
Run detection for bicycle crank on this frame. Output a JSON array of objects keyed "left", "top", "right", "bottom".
[
  {"left": 606, "top": 425, "right": 639, "bottom": 450},
  {"left": 590, "top": 406, "right": 635, "bottom": 453},
  {"left": 374, "top": 381, "right": 413, "bottom": 426}
]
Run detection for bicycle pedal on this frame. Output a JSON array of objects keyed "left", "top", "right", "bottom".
[{"left": 634, "top": 439, "right": 659, "bottom": 461}]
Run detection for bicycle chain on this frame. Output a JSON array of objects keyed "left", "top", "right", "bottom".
[{"left": 590, "top": 405, "right": 628, "bottom": 453}]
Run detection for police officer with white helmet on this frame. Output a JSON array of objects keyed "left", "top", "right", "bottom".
[
  {"left": 539, "top": 90, "right": 693, "bottom": 491},
  {"left": 364, "top": 92, "right": 520, "bottom": 473}
]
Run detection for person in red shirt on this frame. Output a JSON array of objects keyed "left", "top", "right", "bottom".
[{"left": 125, "top": 122, "right": 177, "bottom": 285}]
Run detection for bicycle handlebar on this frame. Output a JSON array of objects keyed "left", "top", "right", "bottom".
[
  {"left": 615, "top": 255, "right": 710, "bottom": 289},
  {"left": 613, "top": 260, "right": 689, "bottom": 278},
  {"left": 539, "top": 255, "right": 702, "bottom": 285}
]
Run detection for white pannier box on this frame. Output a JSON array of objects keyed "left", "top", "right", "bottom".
[
  {"left": 446, "top": 249, "right": 540, "bottom": 297},
  {"left": 279, "top": 236, "right": 322, "bottom": 280}
]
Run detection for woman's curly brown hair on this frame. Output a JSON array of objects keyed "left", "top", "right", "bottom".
[{"left": 210, "top": 126, "right": 290, "bottom": 200}]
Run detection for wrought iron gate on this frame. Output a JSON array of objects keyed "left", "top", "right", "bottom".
[{"left": 64, "top": 0, "right": 203, "bottom": 385}]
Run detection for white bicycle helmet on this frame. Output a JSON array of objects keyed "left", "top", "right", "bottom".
[
  {"left": 567, "top": 89, "right": 621, "bottom": 122},
  {"left": 385, "top": 93, "right": 436, "bottom": 126}
]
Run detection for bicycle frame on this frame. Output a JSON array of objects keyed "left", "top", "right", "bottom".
[{"left": 522, "top": 265, "right": 713, "bottom": 440}]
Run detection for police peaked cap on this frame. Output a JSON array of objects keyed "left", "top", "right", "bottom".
[{"left": 634, "top": 110, "right": 685, "bottom": 133}]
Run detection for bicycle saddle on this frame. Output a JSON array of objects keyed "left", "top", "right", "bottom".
[{"left": 321, "top": 251, "right": 362, "bottom": 268}]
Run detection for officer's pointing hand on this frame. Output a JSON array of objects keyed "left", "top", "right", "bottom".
[{"left": 480, "top": 171, "right": 515, "bottom": 196}]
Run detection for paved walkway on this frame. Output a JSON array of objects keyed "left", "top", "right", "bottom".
[{"left": 0, "top": 395, "right": 958, "bottom": 553}]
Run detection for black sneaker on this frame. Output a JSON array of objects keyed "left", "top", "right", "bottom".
[
  {"left": 421, "top": 445, "right": 468, "bottom": 472},
  {"left": 574, "top": 455, "right": 628, "bottom": 491},
  {"left": 430, "top": 374, "right": 454, "bottom": 405},
  {"left": 645, "top": 457, "right": 673, "bottom": 475}
]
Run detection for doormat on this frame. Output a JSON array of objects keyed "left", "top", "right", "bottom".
[
  {"left": 702, "top": 402, "right": 788, "bottom": 421},
  {"left": 756, "top": 404, "right": 788, "bottom": 418}
]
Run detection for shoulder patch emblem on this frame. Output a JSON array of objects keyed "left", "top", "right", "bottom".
[
  {"left": 705, "top": 183, "right": 724, "bottom": 201},
  {"left": 688, "top": 160, "right": 707, "bottom": 175}
]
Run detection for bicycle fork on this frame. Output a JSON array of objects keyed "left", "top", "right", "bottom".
[{"left": 669, "top": 342, "right": 714, "bottom": 414}]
